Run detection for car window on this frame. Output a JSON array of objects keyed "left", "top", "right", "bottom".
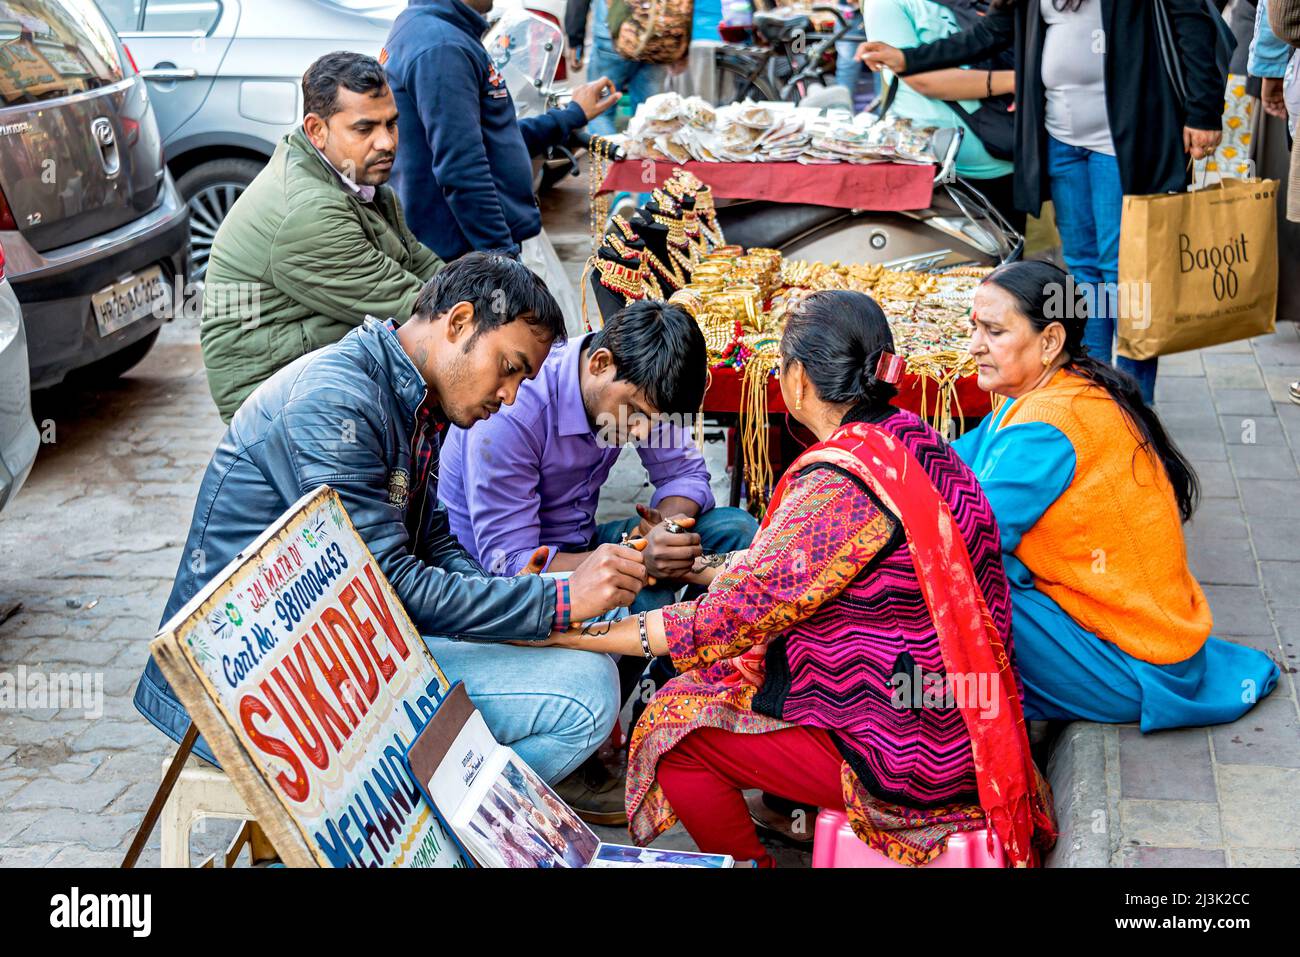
[
  {"left": 98, "top": 0, "right": 142, "bottom": 33},
  {"left": 0, "top": 0, "right": 127, "bottom": 105},
  {"left": 141, "top": 0, "right": 220, "bottom": 34}
]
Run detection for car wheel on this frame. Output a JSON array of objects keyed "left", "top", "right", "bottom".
[
  {"left": 75, "top": 328, "right": 161, "bottom": 383},
  {"left": 177, "top": 158, "right": 264, "bottom": 282}
]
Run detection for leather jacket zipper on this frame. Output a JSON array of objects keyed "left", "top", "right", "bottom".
[{"left": 410, "top": 387, "right": 429, "bottom": 552}]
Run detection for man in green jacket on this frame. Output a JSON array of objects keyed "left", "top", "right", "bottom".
[{"left": 201, "top": 52, "right": 445, "bottom": 422}]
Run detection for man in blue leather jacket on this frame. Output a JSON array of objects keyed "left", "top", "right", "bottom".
[{"left": 135, "top": 254, "right": 647, "bottom": 804}]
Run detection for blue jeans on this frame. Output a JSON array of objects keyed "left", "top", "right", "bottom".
[
  {"left": 1045, "top": 135, "right": 1158, "bottom": 404},
  {"left": 588, "top": 0, "right": 666, "bottom": 138},
  {"left": 421, "top": 635, "right": 619, "bottom": 784},
  {"left": 834, "top": 10, "right": 875, "bottom": 112}
]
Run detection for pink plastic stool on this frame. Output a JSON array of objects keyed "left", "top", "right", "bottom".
[{"left": 810, "top": 808, "right": 1008, "bottom": 868}]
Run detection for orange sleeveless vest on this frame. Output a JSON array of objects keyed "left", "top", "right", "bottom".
[{"left": 998, "top": 372, "right": 1212, "bottom": 665}]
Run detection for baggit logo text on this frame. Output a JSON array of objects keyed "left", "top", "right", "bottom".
[
  {"left": 1179, "top": 231, "right": 1249, "bottom": 301},
  {"left": 49, "top": 888, "right": 151, "bottom": 938}
]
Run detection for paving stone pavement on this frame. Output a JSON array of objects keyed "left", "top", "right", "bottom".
[{"left": 0, "top": 192, "right": 1295, "bottom": 865}]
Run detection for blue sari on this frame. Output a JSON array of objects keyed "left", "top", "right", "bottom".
[{"left": 953, "top": 398, "right": 1280, "bottom": 732}]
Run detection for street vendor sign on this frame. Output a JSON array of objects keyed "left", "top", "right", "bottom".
[{"left": 150, "top": 486, "right": 463, "bottom": 868}]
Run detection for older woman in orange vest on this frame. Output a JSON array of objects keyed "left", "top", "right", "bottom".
[{"left": 952, "top": 261, "right": 1279, "bottom": 731}]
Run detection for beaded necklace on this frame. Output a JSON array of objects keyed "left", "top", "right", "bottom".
[
  {"left": 587, "top": 136, "right": 616, "bottom": 254},
  {"left": 625, "top": 212, "right": 688, "bottom": 290},
  {"left": 649, "top": 194, "right": 695, "bottom": 277}
]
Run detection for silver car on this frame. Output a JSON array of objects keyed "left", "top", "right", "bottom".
[
  {"left": 0, "top": 260, "right": 38, "bottom": 512},
  {"left": 100, "top": 0, "right": 402, "bottom": 279}
]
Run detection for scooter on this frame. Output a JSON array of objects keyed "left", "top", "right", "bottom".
[
  {"left": 574, "top": 123, "right": 1021, "bottom": 273},
  {"left": 712, "top": 127, "right": 1023, "bottom": 269},
  {"left": 484, "top": 8, "right": 584, "bottom": 194},
  {"left": 490, "top": 10, "right": 1022, "bottom": 282}
]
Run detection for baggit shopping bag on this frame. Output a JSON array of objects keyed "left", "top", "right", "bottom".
[{"left": 1117, "top": 178, "right": 1279, "bottom": 360}]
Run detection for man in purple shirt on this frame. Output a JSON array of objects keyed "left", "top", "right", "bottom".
[{"left": 439, "top": 301, "right": 758, "bottom": 820}]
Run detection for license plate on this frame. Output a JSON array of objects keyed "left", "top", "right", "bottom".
[{"left": 91, "top": 267, "right": 167, "bottom": 337}]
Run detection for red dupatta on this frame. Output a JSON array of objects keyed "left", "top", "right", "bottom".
[{"left": 736, "top": 420, "right": 1056, "bottom": 867}]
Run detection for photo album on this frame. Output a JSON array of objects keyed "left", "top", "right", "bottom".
[{"left": 404, "top": 682, "right": 734, "bottom": 868}]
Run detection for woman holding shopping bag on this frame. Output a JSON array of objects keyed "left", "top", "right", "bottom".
[{"left": 859, "top": 0, "right": 1228, "bottom": 403}]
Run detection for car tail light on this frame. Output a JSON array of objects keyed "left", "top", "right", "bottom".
[
  {"left": 0, "top": 241, "right": 6, "bottom": 282},
  {"left": 718, "top": 23, "right": 752, "bottom": 43},
  {"left": 121, "top": 116, "right": 141, "bottom": 147},
  {"left": 122, "top": 42, "right": 140, "bottom": 75},
  {"left": 0, "top": 187, "right": 15, "bottom": 232},
  {"left": 528, "top": 9, "right": 567, "bottom": 81}
]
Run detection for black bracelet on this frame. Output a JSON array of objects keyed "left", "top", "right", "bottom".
[{"left": 986, "top": 69, "right": 993, "bottom": 98}]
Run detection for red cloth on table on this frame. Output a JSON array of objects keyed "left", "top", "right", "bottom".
[
  {"left": 600, "top": 160, "right": 934, "bottom": 211},
  {"left": 656, "top": 725, "right": 843, "bottom": 868},
  {"left": 702, "top": 363, "right": 992, "bottom": 420}
]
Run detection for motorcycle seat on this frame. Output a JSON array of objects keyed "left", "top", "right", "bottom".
[{"left": 752, "top": 12, "right": 813, "bottom": 45}]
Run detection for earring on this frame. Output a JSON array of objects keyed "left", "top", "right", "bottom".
[
  {"left": 1042, "top": 356, "right": 1051, "bottom": 366},
  {"left": 795, "top": 392, "right": 802, "bottom": 410}
]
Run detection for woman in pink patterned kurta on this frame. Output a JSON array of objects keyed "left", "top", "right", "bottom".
[{"left": 529, "top": 292, "right": 1056, "bottom": 866}]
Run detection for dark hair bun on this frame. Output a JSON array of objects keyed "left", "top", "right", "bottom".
[{"left": 780, "top": 290, "right": 898, "bottom": 408}]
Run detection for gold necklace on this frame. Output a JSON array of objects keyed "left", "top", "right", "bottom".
[
  {"left": 681, "top": 211, "right": 708, "bottom": 262},
  {"left": 613, "top": 214, "right": 641, "bottom": 244},
  {"left": 669, "top": 242, "right": 695, "bottom": 274},
  {"left": 651, "top": 215, "right": 694, "bottom": 276},
  {"left": 666, "top": 172, "right": 724, "bottom": 248},
  {"left": 605, "top": 231, "right": 638, "bottom": 261},
  {"left": 641, "top": 243, "right": 687, "bottom": 290},
  {"left": 610, "top": 214, "right": 671, "bottom": 295},
  {"left": 592, "top": 255, "right": 648, "bottom": 300},
  {"left": 650, "top": 188, "right": 681, "bottom": 220},
  {"left": 641, "top": 264, "right": 664, "bottom": 299},
  {"left": 588, "top": 136, "right": 615, "bottom": 255},
  {"left": 664, "top": 176, "right": 690, "bottom": 205},
  {"left": 694, "top": 187, "right": 724, "bottom": 245},
  {"left": 651, "top": 212, "right": 689, "bottom": 246}
]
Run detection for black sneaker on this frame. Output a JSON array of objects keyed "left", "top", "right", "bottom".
[{"left": 553, "top": 755, "right": 627, "bottom": 827}]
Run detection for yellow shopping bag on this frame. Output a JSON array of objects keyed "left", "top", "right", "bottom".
[{"left": 1117, "top": 178, "right": 1279, "bottom": 360}]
